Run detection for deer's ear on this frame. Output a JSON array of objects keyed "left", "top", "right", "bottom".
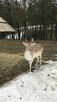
[
  {"left": 23, "top": 42, "right": 28, "bottom": 47},
  {"left": 31, "top": 43, "right": 36, "bottom": 46}
]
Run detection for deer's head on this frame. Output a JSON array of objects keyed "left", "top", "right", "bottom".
[{"left": 23, "top": 38, "right": 36, "bottom": 50}]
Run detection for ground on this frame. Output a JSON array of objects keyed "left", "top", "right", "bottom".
[
  {"left": 0, "top": 40, "right": 57, "bottom": 85},
  {"left": 0, "top": 40, "right": 57, "bottom": 102},
  {"left": 0, "top": 60, "right": 57, "bottom": 102}
]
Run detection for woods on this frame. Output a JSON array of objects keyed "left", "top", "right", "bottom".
[{"left": 0, "top": 0, "right": 57, "bottom": 40}]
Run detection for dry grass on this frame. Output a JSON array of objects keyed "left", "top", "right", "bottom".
[
  {"left": 39, "top": 40, "right": 57, "bottom": 61},
  {"left": 0, "top": 40, "right": 57, "bottom": 86}
]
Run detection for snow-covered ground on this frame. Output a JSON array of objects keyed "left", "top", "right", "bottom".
[{"left": 0, "top": 60, "right": 57, "bottom": 102}]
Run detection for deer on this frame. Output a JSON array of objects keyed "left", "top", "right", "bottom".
[{"left": 23, "top": 38, "right": 44, "bottom": 72}]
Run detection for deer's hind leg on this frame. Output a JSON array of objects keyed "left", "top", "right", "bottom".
[{"left": 39, "top": 54, "right": 42, "bottom": 66}]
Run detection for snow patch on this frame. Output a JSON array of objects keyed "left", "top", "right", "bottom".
[{"left": 0, "top": 61, "right": 57, "bottom": 102}]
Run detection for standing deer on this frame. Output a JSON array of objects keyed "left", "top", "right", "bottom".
[{"left": 23, "top": 38, "right": 44, "bottom": 72}]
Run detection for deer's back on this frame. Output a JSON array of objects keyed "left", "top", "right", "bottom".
[{"left": 29, "top": 44, "right": 44, "bottom": 53}]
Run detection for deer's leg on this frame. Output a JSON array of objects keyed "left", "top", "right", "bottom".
[
  {"left": 29, "top": 61, "right": 32, "bottom": 72},
  {"left": 35, "top": 57, "right": 39, "bottom": 67},
  {"left": 39, "top": 55, "right": 42, "bottom": 66}
]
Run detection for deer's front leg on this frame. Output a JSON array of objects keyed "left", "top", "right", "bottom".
[
  {"left": 29, "top": 61, "right": 32, "bottom": 72},
  {"left": 35, "top": 57, "right": 39, "bottom": 67}
]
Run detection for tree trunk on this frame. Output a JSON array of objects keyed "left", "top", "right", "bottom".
[{"left": 55, "top": 22, "right": 57, "bottom": 40}]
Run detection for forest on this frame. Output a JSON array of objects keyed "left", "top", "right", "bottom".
[{"left": 0, "top": 0, "right": 57, "bottom": 40}]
